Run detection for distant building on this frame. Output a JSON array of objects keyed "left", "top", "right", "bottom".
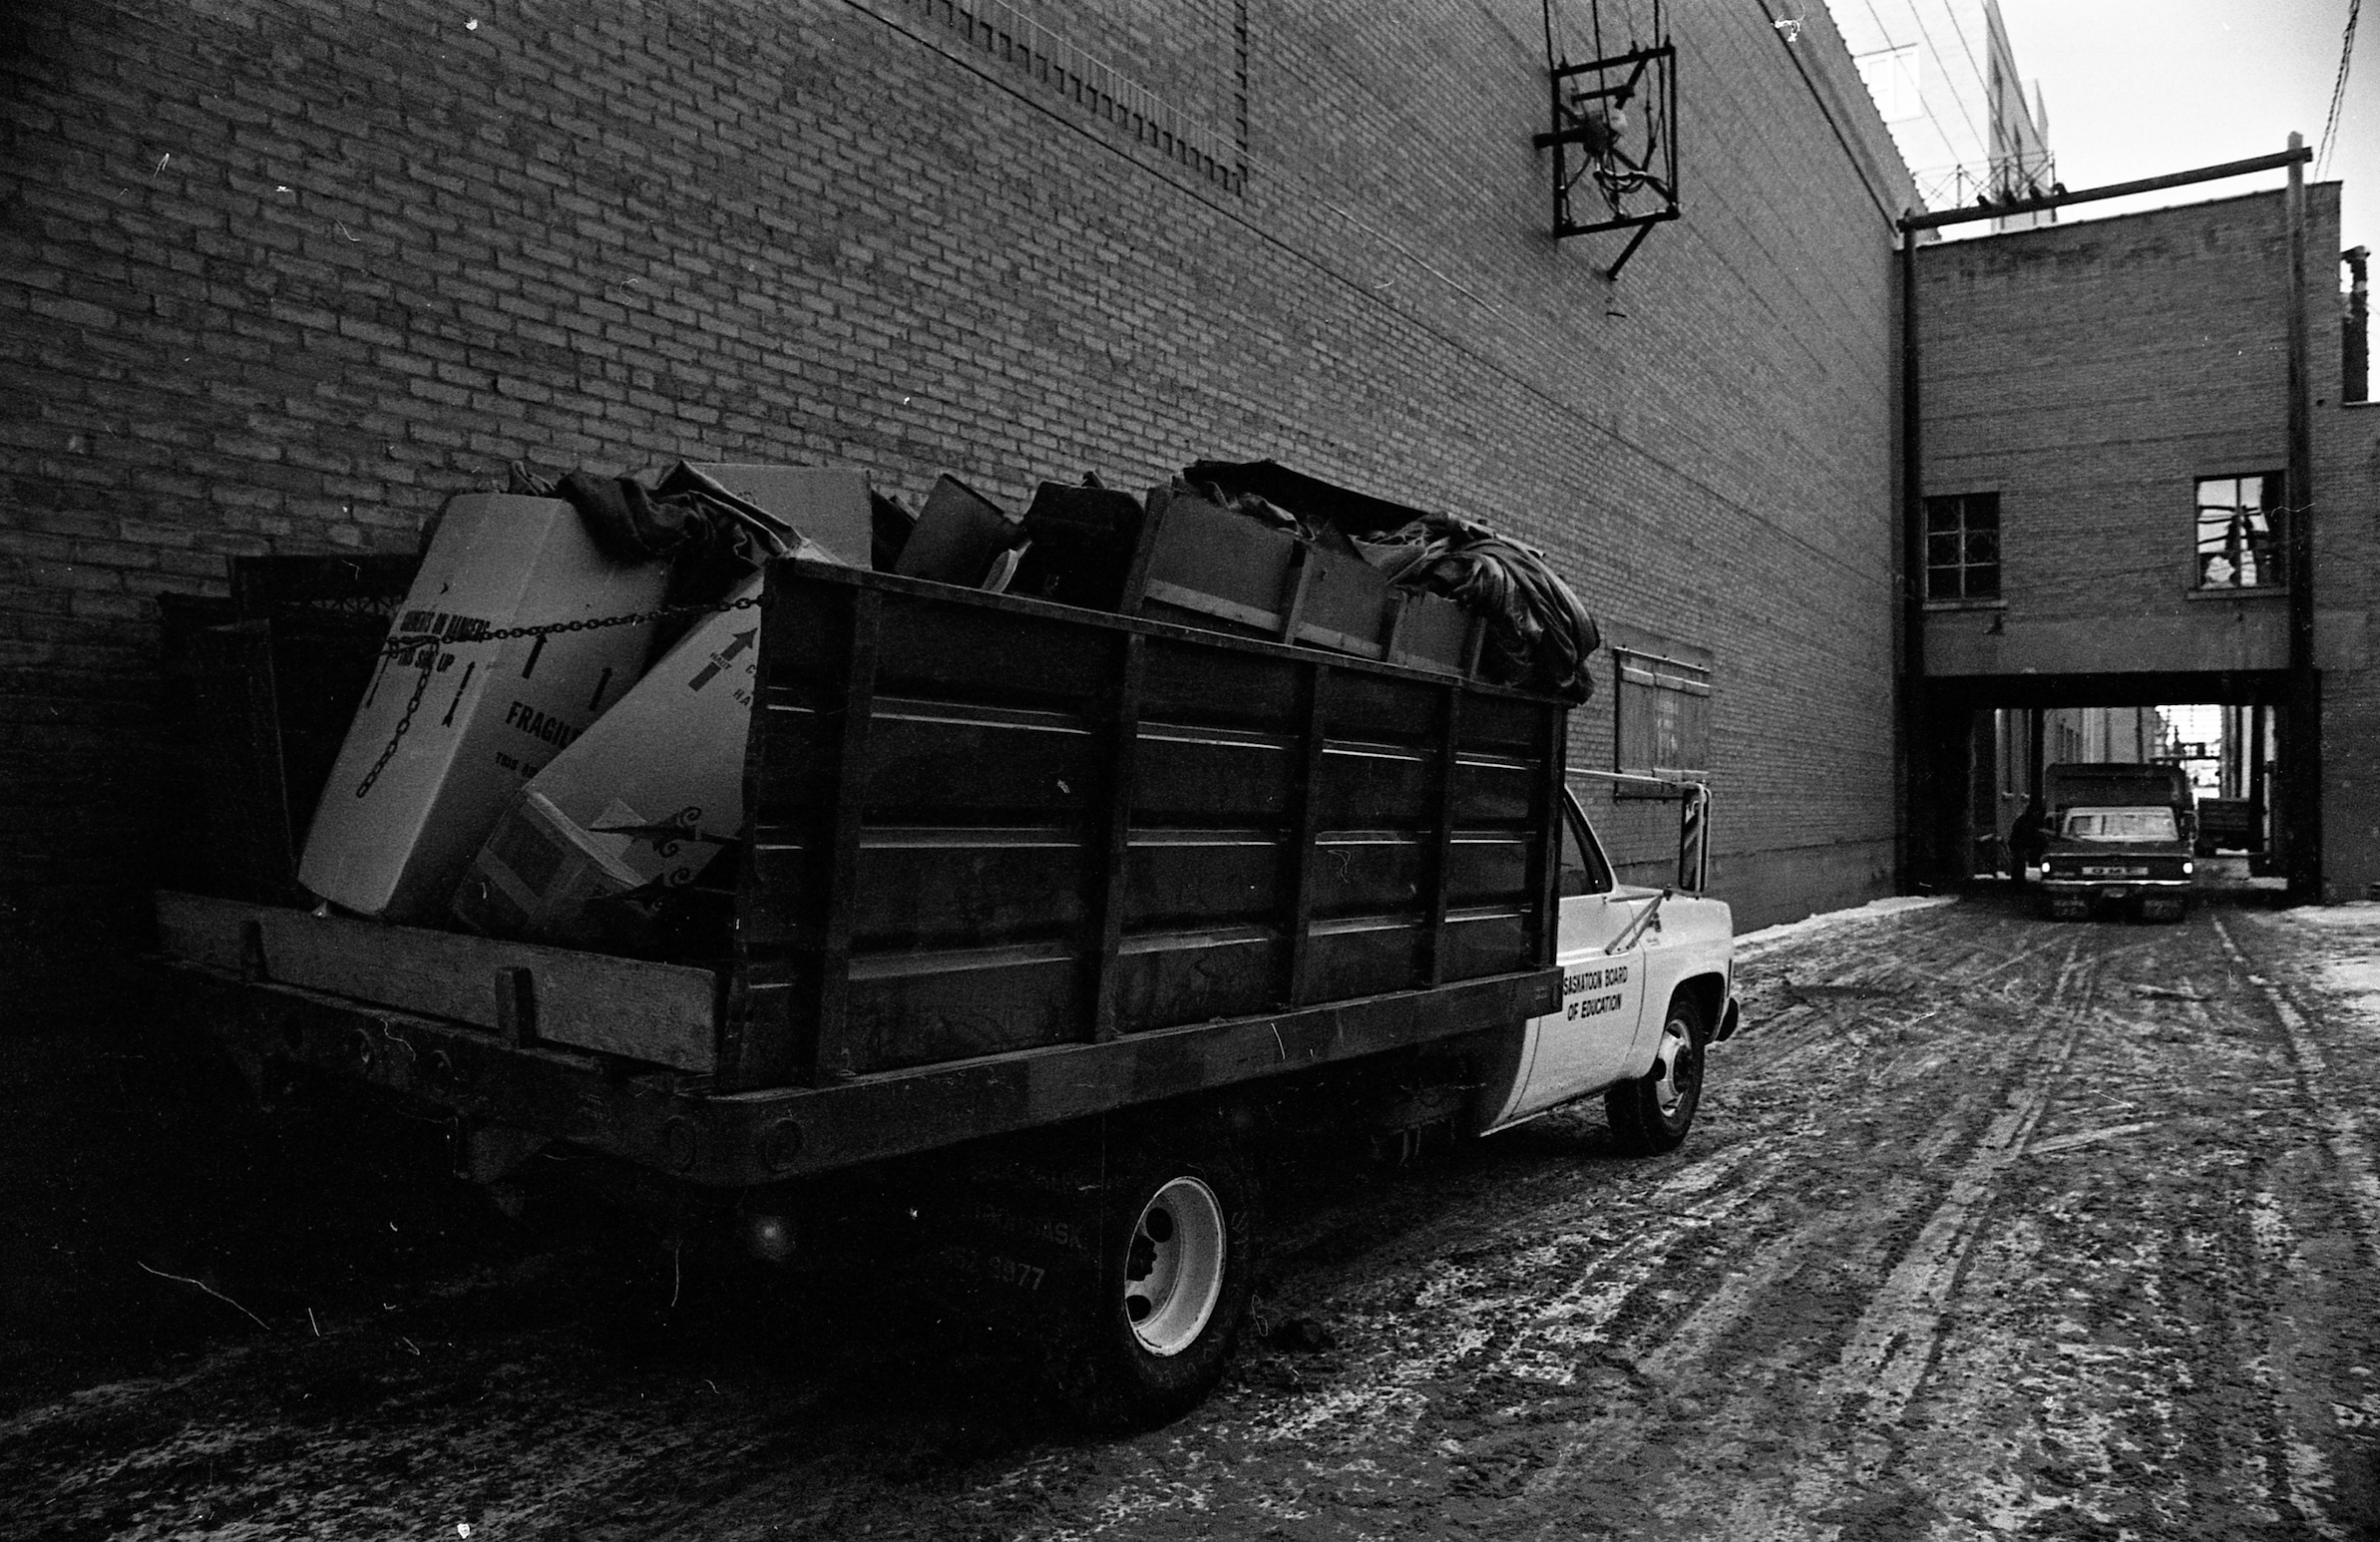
[
  {"left": 1829, "top": 0, "right": 2056, "bottom": 227},
  {"left": 1913, "top": 185, "right": 2380, "bottom": 896}
]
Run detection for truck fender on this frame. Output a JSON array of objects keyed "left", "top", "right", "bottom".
[{"left": 1676, "top": 971, "right": 1731, "bottom": 1046}]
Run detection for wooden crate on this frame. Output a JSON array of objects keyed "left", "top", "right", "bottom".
[
  {"left": 1124, "top": 484, "right": 1476, "bottom": 677},
  {"left": 1131, "top": 482, "right": 1301, "bottom": 638}
]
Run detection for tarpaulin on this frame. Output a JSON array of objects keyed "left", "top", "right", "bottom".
[
  {"left": 1180, "top": 460, "right": 1600, "bottom": 703},
  {"left": 512, "top": 461, "right": 806, "bottom": 652},
  {"left": 1363, "top": 513, "right": 1600, "bottom": 702}
]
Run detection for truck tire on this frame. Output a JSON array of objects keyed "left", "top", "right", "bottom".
[
  {"left": 1606, "top": 991, "right": 1705, "bottom": 1155},
  {"left": 1042, "top": 1130, "right": 1259, "bottom": 1429}
]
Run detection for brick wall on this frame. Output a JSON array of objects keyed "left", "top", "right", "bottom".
[
  {"left": 1914, "top": 185, "right": 2380, "bottom": 898},
  {"left": 1918, "top": 189, "right": 2313, "bottom": 675},
  {"left": 0, "top": 0, "right": 1914, "bottom": 1022}
]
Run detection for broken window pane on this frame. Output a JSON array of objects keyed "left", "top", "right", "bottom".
[{"left": 2194, "top": 472, "right": 2283, "bottom": 589}]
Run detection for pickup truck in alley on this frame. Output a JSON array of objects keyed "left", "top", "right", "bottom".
[
  {"left": 2038, "top": 760, "right": 2196, "bottom": 923},
  {"left": 150, "top": 524, "right": 1739, "bottom": 1428}
]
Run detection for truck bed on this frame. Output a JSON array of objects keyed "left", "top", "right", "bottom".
[
  {"left": 724, "top": 561, "right": 1565, "bottom": 1089},
  {"left": 155, "top": 560, "right": 1567, "bottom": 1183}
]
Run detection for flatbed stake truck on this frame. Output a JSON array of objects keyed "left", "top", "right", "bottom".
[{"left": 153, "top": 559, "right": 1739, "bottom": 1426}]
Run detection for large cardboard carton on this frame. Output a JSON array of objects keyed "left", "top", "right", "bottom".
[
  {"left": 454, "top": 571, "right": 764, "bottom": 947},
  {"left": 299, "top": 494, "right": 667, "bottom": 922}
]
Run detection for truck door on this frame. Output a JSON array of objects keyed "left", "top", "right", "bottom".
[{"left": 1487, "top": 793, "right": 1655, "bottom": 1126}]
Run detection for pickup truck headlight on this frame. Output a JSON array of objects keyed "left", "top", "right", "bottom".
[{"left": 2182, "top": 861, "right": 2193, "bottom": 876}]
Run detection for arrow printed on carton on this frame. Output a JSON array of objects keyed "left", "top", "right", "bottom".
[{"left": 687, "top": 628, "right": 757, "bottom": 691}]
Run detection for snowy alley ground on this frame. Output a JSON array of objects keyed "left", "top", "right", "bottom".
[{"left": 3, "top": 889, "right": 2377, "bottom": 1540}]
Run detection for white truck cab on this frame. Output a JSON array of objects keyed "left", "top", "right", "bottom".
[{"left": 1480, "top": 781, "right": 1740, "bottom": 1151}]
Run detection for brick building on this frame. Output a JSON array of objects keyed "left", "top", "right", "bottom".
[
  {"left": 1912, "top": 184, "right": 2380, "bottom": 898},
  {"left": 0, "top": 0, "right": 1926, "bottom": 1024}
]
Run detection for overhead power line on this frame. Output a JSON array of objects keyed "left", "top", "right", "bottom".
[{"left": 2317, "top": 0, "right": 2362, "bottom": 180}]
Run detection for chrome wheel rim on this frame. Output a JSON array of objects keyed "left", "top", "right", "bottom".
[
  {"left": 1651, "top": 1015, "right": 1698, "bottom": 1121},
  {"left": 1124, "top": 1176, "right": 1226, "bottom": 1356}
]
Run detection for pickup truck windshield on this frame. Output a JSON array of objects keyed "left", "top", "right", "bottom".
[{"left": 2061, "top": 807, "right": 2180, "bottom": 843}]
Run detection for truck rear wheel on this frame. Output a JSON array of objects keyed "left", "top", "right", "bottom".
[
  {"left": 1606, "top": 992, "right": 1705, "bottom": 1155},
  {"left": 1041, "top": 1130, "right": 1258, "bottom": 1429}
]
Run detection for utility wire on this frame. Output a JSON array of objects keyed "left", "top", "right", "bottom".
[
  {"left": 2317, "top": 0, "right": 2362, "bottom": 181},
  {"left": 1749, "top": 0, "right": 1905, "bottom": 226},
  {"left": 1857, "top": 0, "right": 1990, "bottom": 172}
]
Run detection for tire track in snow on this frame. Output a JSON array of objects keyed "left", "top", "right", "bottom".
[
  {"left": 1271, "top": 906, "right": 2053, "bottom": 1458},
  {"left": 1824, "top": 939, "right": 2097, "bottom": 1452},
  {"left": 2245, "top": 1185, "right": 2352, "bottom": 1539},
  {"left": 1488, "top": 923, "right": 2093, "bottom": 1537},
  {"left": 2213, "top": 916, "right": 2380, "bottom": 1262},
  {"left": 1253, "top": 1138, "right": 1792, "bottom": 1445}
]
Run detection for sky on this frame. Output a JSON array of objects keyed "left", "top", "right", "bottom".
[{"left": 1993, "top": 0, "right": 2374, "bottom": 265}]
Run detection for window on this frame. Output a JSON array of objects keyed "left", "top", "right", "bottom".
[
  {"left": 1557, "top": 803, "right": 1614, "bottom": 897},
  {"left": 1615, "top": 648, "right": 1711, "bottom": 783},
  {"left": 2062, "top": 807, "right": 2180, "bottom": 843},
  {"left": 1854, "top": 44, "right": 1921, "bottom": 122},
  {"left": 2195, "top": 474, "right": 2283, "bottom": 588},
  {"left": 1925, "top": 492, "right": 2000, "bottom": 600}
]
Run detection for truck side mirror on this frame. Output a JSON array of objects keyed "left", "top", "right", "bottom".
[{"left": 1676, "top": 783, "right": 1710, "bottom": 893}]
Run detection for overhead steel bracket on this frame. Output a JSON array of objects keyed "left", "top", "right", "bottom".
[{"left": 1535, "top": 4, "right": 1680, "bottom": 279}]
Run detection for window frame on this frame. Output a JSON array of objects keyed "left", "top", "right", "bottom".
[
  {"left": 1923, "top": 491, "right": 2002, "bottom": 602},
  {"left": 1853, "top": 43, "right": 1922, "bottom": 123},
  {"left": 1556, "top": 794, "right": 1616, "bottom": 898},
  {"left": 1612, "top": 645, "right": 1712, "bottom": 792},
  {"left": 2192, "top": 471, "right": 2285, "bottom": 591}
]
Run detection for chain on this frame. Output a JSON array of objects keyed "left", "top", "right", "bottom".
[
  {"left": 369, "top": 592, "right": 766, "bottom": 660},
  {"left": 350, "top": 592, "right": 767, "bottom": 800},
  {"left": 354, "top": 649, "right": 437, "bottom": 799}
]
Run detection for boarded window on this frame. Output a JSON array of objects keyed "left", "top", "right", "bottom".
[
  {"left": 1925, "top": 493, "right": 2000, "bottom": 600},
  {"left": 1615, "top": 649, "right": 1711, "bottom": 783},
  {"left": 2195, "top": 473, "right": 2283, "bottom": 588}
]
